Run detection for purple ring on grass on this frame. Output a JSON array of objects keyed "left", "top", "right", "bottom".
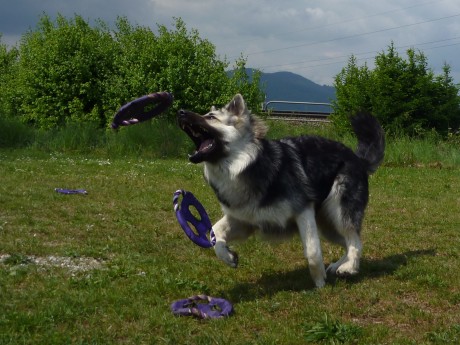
[
  {"left": 170, "top": 295, "right": 233, "bottom": 319},
  {"left": 55, "top": 188, "right": 87, "bottom": 195},
  {"left": 111, "top": 92, "right": 173, "bottom": 129},
  {"left": 173, "top": 190, "right": 216, "bottom": 248}
]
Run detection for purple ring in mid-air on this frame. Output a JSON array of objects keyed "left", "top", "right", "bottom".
[
  {"left": 173, "top": 190, "right": 216, "bottom": 248},
  {"left": 111, "top": 92, "right": 173, "bottom": 129}
]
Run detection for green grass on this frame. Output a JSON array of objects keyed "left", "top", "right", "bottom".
[
  {"left": 304, "top": 314, "right": 362, "bottom": 344},
  {"left": 266, "top": 120, "right": 460, "bottom": 168},
  {"left": 0, "top": 116, "right": 193, "bottom": 158},
  {"left": 0, "top": 147, "right": 459, "bottom": 344},
  {"left": 2, "top": 115, "right": 460, "bottom": 167}
]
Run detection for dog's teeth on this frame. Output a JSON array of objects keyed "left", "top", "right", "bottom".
[{"left": 201, "top": 143, "right": 213, "bottom": 151}]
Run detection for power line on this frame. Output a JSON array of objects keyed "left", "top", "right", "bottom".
[
  {"left": 257, "top": 36, "right": 460, "bottom": 70},
  {"left": 232, "top": 12, "right": 460, "bottom": 59},
  {"left": 260, "top": 40, "right": 460, "bottom": 73},
  {"left": 227, "top": 0, "right": 447, "bottom": 46},
  {"left": 242, "top": 0, "right": 447, "bottom": 44}
]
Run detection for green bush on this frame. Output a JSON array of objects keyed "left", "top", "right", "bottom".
[
  {"left": 105, "top": 118, "right": 193, "bottom": 158},
  {"left": 32, "top": 121, "right": 105, "bottom": 153},
  {"left": 333, "top": 42, "right": 460, "bottom": 136},
  {"left": 0, "top": 14, "right": 263, "bottom": 132},
  {"left": 0, "top": 116, "right": 34, "bottom": 148},
  {"left": 0, "top": 36, "right": 19, "bottom": 119},
  {"left": 11, "top": 14, "right": 115, "bottom": 129}
]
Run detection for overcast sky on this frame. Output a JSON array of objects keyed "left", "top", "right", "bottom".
[{"left": 1, "top": 0, "right": 459, "bottom": 87}]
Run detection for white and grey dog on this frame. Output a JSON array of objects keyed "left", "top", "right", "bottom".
[{"left": 178, "top": 94, "right": 385, "bottom": 288}]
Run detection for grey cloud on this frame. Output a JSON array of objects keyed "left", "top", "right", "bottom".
[{"left": 1, "top": 0, "right": 459, "bottom": 85}]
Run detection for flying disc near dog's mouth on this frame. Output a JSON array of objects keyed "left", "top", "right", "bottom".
[{"left": 111, "top": 92, "right": 173, "bottom": 129}]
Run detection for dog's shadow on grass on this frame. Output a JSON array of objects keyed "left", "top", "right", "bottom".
[{"left": 225, "top": 249, "right": 436, "bottom": 303}]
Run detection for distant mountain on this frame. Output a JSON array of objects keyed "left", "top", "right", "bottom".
[
  {"left": 231, "top": 69, "right": 336, "bottom": 112},
  {"left": 261, "top": 71, "right": 335, "bottom": 101}
]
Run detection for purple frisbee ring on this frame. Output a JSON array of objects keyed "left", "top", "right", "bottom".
[
  {"left": 111, "top": 92, "right": 173, "bottom": 129},
  {"left": 55, "top": 188, "right": 87, "bottom": 195},
  {"left": 173, "top": 190, "right": 216, "bottom": 248},
  {"left": 170, "top": 295, "right": 233, "bottom": 319}
]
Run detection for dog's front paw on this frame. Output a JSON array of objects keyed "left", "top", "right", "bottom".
[
  {"left": 215, "top": 242, "right": 238, "bottom": 268},
  {"left": 313, "top": 277, "right": 326, "bottom": 288},
  {"left": 327, "top": 261, "right": 359, "bottom": 277},
  {"left": 326, "top": 262, "right": 339, "bottom": 276},
  {"left": 309, "top": 263, "right": 327, "bottom": 288},
  {"left": 335, "top": 262, "right": 359, "bottom": 277}
]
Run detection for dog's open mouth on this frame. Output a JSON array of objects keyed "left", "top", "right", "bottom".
[{"left": 180, "top": 122, "right": 218, "bottom": 163}]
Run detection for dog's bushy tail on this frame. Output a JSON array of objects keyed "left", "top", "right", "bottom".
[{"left": 352, "top": 112, "right": 385, "bottom": 174}]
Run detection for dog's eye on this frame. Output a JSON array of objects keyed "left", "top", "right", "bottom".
[{"left": 205, "top": 114, "right": 217, "bottom": 120}]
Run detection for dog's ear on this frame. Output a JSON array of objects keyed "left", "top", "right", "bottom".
[{"left": 226, "top": 94, "right": 247, "bottom": 116}]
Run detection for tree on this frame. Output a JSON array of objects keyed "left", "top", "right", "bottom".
[
  {"left": 333, "top": 42, "right": 460, "bottom": 136},
  {"left": 0, "top": 35, "right": 19, "bottom": 117},
  {"left": 331, "top": 55, "right": 372, "bottom": 133},
  {"left": 9, "top": 14, "right": 116, "bottom": 129},
  {"left": 0, "top": 14, "right": 264, "bottom": 129},
  {"left": 225, "top": 59, "right": 265, "bottom": 112},
  {"left": 106, "top": 17, "right": 232, "bottom": 119}
]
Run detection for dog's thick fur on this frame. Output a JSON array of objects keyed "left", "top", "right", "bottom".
[{"left": 178, "top": 94, "right": 385, "bottom": 288}]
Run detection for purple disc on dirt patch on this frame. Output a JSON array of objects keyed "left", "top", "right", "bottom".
[{"left": 170, "top": 295, "right": 233, "bottom": 319}]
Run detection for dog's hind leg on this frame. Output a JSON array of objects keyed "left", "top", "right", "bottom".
[
  {"left": 326, "top": 231, "right": 362, "bottom": 277},
  {"left": 322, "top": 178, "right": 365, "bottom": 277},
  {"left": 297, "top": 205, "right": 327, "bottom": 288},
  {"left": 213, "top": 215, "right": 254, "bottom": 268}
]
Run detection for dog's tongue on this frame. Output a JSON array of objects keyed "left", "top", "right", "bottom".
[
  {"left": 189, "top": 139, "right": 215, "bottom": 163},
  {"left": 199, "top": 139, "right": 214, "bottom": 152}
]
